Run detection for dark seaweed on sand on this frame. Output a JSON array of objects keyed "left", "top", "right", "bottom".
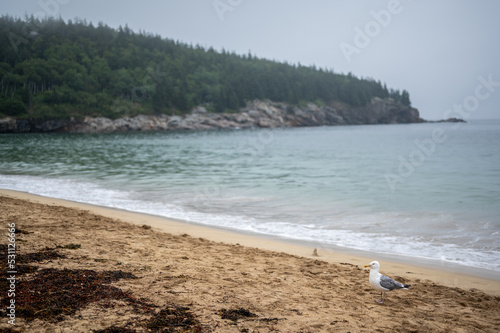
[
  {"left": 0, "top": 244, "right": 39, "bottom": 293},
  {"left": 57, "top": 243, "right": 82, "bottom": 249},
  {"left": 18, "top": 247, "right": 67, "bottom": 262},
  {"left": 0, "top": 241, "right": 207, "bottom": 331},
  {"left": 0, "top": 243, "right": 146, "bottom": 323},
  {"left": 93, "top": 326, "right": 138, "bottom": 333},
  {"left": 219, "top": 308, "right": 257, "bottom": 322},
  {"left": 146, "top": 306, "right": 205, "bottom": 332},
  {"left": 0, "top": 246, "right": 66, "bottom": 297},
  {"left": 3, "top": 268, "right": 142, "bottom": 322}
]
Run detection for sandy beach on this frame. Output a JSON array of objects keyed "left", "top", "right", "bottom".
[{"left": 1, "top": 189, "right": 499, "bottom": 332}]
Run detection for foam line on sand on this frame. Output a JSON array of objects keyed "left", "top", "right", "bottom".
[{"left": 1, "top": 189, "right": 500, "bottom": 331}]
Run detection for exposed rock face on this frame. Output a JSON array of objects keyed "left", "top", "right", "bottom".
[
  {"left": 0, "top": 117, "right": 17, "bottom": 132},
  {"left": 0, "top": 117, "right": 74, "bottom": 133},
  {"left": 0, "top": 98, "right": 426, "bottom": 133}
]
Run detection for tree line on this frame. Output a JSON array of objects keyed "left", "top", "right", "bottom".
[{"left": 0, "top": 16, "right": 411, "bottom": 120}]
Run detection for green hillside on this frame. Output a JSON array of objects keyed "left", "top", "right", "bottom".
[{"left": 0, "top": 16, "right": 411, "bottom": 120}]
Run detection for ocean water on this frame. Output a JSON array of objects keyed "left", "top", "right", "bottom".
[{"left": 1, "top": 120, "right": 499, "bottom": 275}]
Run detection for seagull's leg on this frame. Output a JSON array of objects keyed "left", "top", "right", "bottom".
[{"left": 376, "top": 292, "right": 386, "bottom": 304}]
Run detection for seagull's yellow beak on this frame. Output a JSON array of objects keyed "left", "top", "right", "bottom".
[{"left": 364, "top": 264, "right": 370, "bottom": 268}]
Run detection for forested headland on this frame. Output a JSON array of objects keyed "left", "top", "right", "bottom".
[{"left": 0, "top": 16, "right": 413, "bottom": 123}]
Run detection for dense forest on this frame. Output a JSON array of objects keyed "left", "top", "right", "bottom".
[{"left": 0, "top": 16, "right": 411, "bottom": 120}]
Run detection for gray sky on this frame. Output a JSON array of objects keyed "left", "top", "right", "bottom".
[{"left": 2, "top": 0, "right": 499, "bottom": 120}]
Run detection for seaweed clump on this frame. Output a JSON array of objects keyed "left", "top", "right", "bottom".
[
  {"left": 93, "top": 326, "right": 138, "bottom": 333},
  {"left": 146, "top": 305, "right": 205, "bottom": 332},
  {"left": 18, "top": 247, "right": 67, "bottom": 262},
  {"left": 57, "top": 243, "right": 82, "bottom": 249},
  {"left": 219, "top": 308, "right": 257, "bottom": 322},
  {"left": 0, "top": 244, "right": 40, "bottom": 293},
  {"left": 4, "top": 268, "right": 139, "bottom": 322}
]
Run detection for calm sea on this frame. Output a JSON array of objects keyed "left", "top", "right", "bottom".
[{"left": 1, "top": 120, "right": 499, "bottom": 275}]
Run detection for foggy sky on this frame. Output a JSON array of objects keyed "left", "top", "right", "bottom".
[{"left": 2, "top": 0, "right": 499, "bottom": 120}]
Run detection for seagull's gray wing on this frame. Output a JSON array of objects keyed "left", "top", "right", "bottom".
[{"left": 379, "top": 275, "right": 406, "bottom": 291}]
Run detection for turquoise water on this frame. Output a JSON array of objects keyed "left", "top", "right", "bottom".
[{"left": 1, "top": 120, "right": 499, "bottom": 274}]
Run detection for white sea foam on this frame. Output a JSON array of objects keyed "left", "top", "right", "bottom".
[{"left": 2, "top": 174, "right": 499, "bottom": 273}]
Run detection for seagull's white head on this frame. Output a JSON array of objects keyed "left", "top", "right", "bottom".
[{"left": 364, "top": 261, "right": 380, "bottom": 270}]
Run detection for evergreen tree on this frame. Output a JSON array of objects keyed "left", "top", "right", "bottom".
[{"left": 401, "top": 89, "right": 411, "bottom": 106}]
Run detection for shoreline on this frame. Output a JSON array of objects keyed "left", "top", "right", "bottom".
[
  {"left": 1, "top": 188, "right": 499, "bottom": 296},
  {"left": 0, "top": 98, "right": 421, "bottom": 133},
  {"left": 2, "top": 188, "right": 500, "bottom": 331}
]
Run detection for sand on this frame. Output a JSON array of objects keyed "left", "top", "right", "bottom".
[{"left": 1, "top": 189, "right": 499, "bottom": 332}]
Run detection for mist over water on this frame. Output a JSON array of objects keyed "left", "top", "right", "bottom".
[{"left": 1, "top": 120, "right": 499, "bottom": 274}]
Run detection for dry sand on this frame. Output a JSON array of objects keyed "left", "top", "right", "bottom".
[{"left": 1, "top": 189, "right": 499, "bottom": 332}]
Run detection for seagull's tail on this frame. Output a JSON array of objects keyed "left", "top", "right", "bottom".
[{"left": 403, "top": 284, "right": 411, "bottom": 289}]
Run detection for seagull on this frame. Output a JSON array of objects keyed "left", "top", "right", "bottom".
[{"left": 364, "top": 261, "right": 410, "bottom": 304}]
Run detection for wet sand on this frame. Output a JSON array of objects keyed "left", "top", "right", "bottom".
[{"left": 1, "top": 189, "right": 499, "bottom": 332}]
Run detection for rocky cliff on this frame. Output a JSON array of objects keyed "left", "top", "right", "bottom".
[{"left": 0, "top": 98, "right": 424, "bottom": 133}]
